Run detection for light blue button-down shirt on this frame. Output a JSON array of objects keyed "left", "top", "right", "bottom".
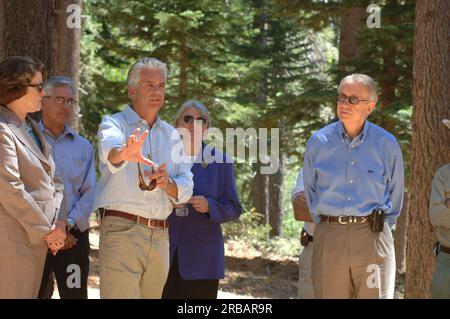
[
  {"left": 38, "top": 121, "right": 96, "bottom": 232},
  {"left": 94, "top": 105, "right": 194, "bottom": 220},
  {"left": 303, "top": 120, "right": 404, "bottom": 226}
]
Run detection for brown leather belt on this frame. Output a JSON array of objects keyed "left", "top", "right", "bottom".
[
  {"left": 103, "top": 209, "right": 168, "bottom": 229},
  {"left": 440, "top": 244, "right": 450, "bottom": 254},
  {"left": 320, "top": 215, "right": 370, "bottom": 225}
]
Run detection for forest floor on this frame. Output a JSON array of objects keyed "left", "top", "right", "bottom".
[{"left": 52, "top": 226, "right": 405, "bottom": 299}]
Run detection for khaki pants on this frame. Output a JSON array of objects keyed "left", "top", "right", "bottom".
[
  {"left": 0, "top": 252, "right": 47, "bottom": 299},
  {"left": 298, "top": 242, "right": 315, "bottom": 299},
  {"left": 99, "top": 216, "right": 169, "bottom": 299},
  {"left": 312, "top": 221, "right": 395, "bottom": 299},
  {"left": 431, "top": 251, "right": 450, "bottom": 299}
]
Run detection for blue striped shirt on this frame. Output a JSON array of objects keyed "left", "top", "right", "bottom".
[{"left": 303, "top": 120, "right": 404, "bottom": 226}]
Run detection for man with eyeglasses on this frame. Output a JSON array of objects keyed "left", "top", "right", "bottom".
[
  {"left": 93, "top": 58, "right": 193, "bottom": 298},
  {"left": 36, "top": 76, "right": 96, "bottom": 299},
  {"left": 303, "top": 74, "right": 404, "bottom": 298}
]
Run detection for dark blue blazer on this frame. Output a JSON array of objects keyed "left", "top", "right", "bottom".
[{"left": 168, "top": 146, "right": 242, "bottom": 280}]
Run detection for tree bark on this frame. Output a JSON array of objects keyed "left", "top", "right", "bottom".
[
  {"left": 179, "top": 37, "right": 188, "bottom": 103},
  {"left": 338, "top": 6, "right": 366, "bottom": 72},
  {"left": 251, "top": 161, "right": 268, "bottom": 224},
  {"left": 54, "top": 0, "right": 82, "bottom": 132},
  {"left": 405, "top": 0, "right": 450, "bottom": 299},
  {"left": 0, "top": 0, "right": 57, "bottom": 73},
  {"left": 268, "top": 153, "right": 284, "bottom": 237}
]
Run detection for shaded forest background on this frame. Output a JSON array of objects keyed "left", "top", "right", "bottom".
[{"left": 0, "top": 0, "right": 448, "bottom": 298}]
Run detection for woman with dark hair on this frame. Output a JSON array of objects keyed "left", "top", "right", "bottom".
[
  {"left": 0, "top": 56, "right": 66, "bottom": 298},
  {"left": 162, "top": 99, "right": 242, "bottom": 299}
]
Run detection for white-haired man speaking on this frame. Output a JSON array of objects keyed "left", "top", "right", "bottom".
[{"left": 94, "top": 58, "right": 193, "bottom": 298}]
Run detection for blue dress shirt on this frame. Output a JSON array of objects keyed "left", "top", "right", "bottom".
[
  {"left": 303, "top": 120, "right": 404, "bottom": 226},
  {"left": 39, "top": 122, "right": 96, "bottom": 232}
]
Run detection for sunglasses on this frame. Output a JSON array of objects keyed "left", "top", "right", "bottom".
[
  {"left": 337, "top": 94, "right": 369, "bottom": 105},
  {"left": 137, "top": 162, "right": 156, "bottom": 191},
  {"left": 183, "top": 115, "right": 207, "bottom": 125},
  {"left": 28, "top": 83, "right": 44, "bottom": 93}
]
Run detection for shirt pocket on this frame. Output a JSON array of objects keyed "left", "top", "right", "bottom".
[{"left": 363, "top": 169, "right": 388, "bottom": 199}]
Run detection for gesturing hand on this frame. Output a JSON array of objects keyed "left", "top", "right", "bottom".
[
  {"left": 187, "top": 196, "right": 209, "bottom": 213},
  {"left": 110, "top": 128, "right": 155, "bottom": 167},
  {"left": 145, "top": 163, "right": 168, "bottom": 189}
]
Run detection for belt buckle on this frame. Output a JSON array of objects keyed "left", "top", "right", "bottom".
[
  {"left": 338, "top": 216, "right": 348, "bottom": 224},
  {"left": 147, "top": 219, "right": 156, "bottom": 229}
]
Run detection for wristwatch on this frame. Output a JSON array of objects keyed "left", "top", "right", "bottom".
[{"left": 67, "top": 217, "right": 76, "bottom": 230}]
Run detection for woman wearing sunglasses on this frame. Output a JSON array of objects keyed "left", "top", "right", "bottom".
[
  {"left": 162, "top": 99, "right": 242, "bottom": 299},
  {"left": 0, "top": 56, "right": 66, "bottom": 298}
]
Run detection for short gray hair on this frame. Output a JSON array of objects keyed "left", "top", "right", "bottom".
[
  {"left": 338, "top": 74, "right": 378, "bottom": 102},
  {"left": 127, "top": 57, "right": 167, "bottom": 91},
  {"left": 174, "top": 99, "right": 211, "bottom": 128},
  {"left": 43, "top": 76, "right": 76, "bottom": 96}
]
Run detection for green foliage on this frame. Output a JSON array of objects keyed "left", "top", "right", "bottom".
[
  {"left": 222, "top": 207, "right": 301, "bottom": 257},
  {"left": 79, "top": 0, "right": 414, "bottom": 246}
]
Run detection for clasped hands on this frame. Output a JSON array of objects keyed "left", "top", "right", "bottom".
[{"left": 44, "top": 221, "right": 79, "bottom": 255}]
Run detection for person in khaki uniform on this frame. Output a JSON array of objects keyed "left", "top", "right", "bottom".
[
  {"left": 0, "top": 56, "right": 66, "bottom": 298},
  {"left": 429, "top": 119, "right": 450, "bottom": 299}
]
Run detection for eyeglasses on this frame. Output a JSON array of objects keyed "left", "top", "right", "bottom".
[
  {"left": 28, "top": 83, "right": 44, "bottom": 92},
  {"left": 137, "top": 162, "right": 156, "bottom": 191},
  {"left": 183, "top": 115, "right": 207, "bottom": 125},
  {"left": 337, "top": 94, "right": 370, "bottom": 105},
  {"left": 43, "top": 96, "right": 77, "bottom": 107}
]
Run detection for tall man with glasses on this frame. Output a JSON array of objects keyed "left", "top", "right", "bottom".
[
  {"left": 303, "top": 74, "right": 404, "bottom": 298},
  {"left": 94, "top": 58, "right": 193, "bottom": 298},
  {"left": 37, "top": 76, "right": 96, "bottom": 299}
]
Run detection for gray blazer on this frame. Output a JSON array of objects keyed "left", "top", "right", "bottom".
[{"left": 0, "top": 106, "right": 64, "bottom": 257}]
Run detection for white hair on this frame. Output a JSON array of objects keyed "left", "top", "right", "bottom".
[
  {"left": 338, "top": 73, "right": 378, "bottom": 102},
  {"left": 127, "top": 57, "right": 167, "bottom": 94},
  {"left": 43, "top": 76, "right": 76, "bottom": 96},
  {"left": 174, "top": 99, "right": 211, "bottom": 128}
]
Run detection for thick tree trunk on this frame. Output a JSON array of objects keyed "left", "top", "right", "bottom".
[
  {"left": 338, "top": 6, "right": 366, "bottom": 72},
  {"left": 268, "top": 153, "right": 284, "bottom": 237},
  {"left": 54, "top": 0, "right": 82, "bottom": 132},
  {"left": 0, "top": 0, "right": 57, "bottom": 72},
  {"left": 0, "top": 0, "right": 81, "bottom": 129},
  {"left": 405, "top": 0, "right": 450, "bottom": 299}
]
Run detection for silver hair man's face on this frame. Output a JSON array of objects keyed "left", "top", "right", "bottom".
[{"left": 337, "top": 81, "right": 376, "bottom": 128}]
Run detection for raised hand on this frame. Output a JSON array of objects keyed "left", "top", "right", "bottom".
[{"left": 109, "top": 128, "right": 155, "bottom": 167}]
